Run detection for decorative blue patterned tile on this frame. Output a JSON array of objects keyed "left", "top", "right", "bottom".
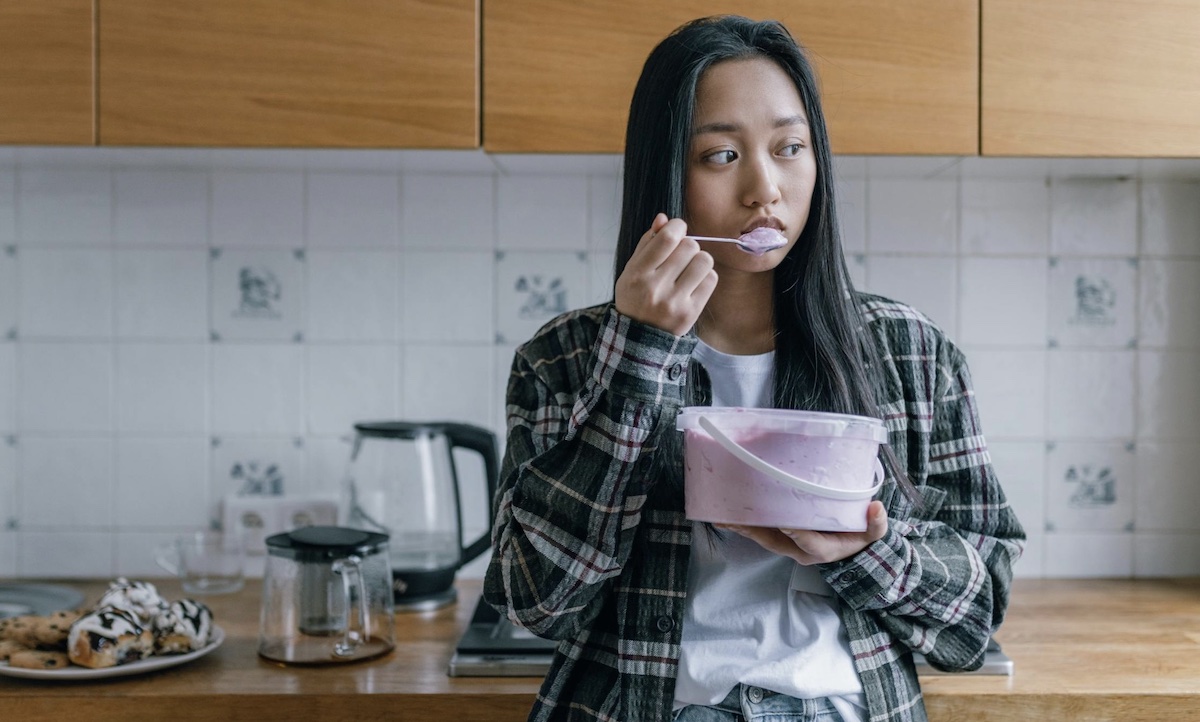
[
  {"left": 210, "top": 248, "right": 304, "bottom": 341},
  {"left": 495, "top": 251, "right": 590, "bottom": 345},
  {"left": 1046, "top": 441, "right": 1134, "bottom": 533},
  {"left": 1048, "top": 257, "right": 1137, "bottom": 348}
]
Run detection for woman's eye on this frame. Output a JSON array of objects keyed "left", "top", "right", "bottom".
[
  {"left": 704, "top": 149, "right": 737, "bottom": 165},
  {"left": 779, "top": 142, "right": 806, "bottom": 157}
]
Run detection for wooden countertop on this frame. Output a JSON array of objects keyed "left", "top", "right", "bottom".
[{"left": 2, "top": 577, "right": 1198, "bottom": 721}]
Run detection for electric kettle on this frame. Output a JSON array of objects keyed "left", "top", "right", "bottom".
[
  {"left": 258, "top": 526, "right": 395, "bottom": 665},
  {"left": 342, "top": 421, "right": 499, "bottom": 611}
]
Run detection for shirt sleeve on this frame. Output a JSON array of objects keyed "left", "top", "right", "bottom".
[
  {"left": 819, "top": 342, "right": 1026, "bottom": 672},
  {"left": 484, "top": 306, "right": 695, "bottom": 639}
]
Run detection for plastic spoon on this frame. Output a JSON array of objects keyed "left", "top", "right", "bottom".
[{"left": 689, "top": 227, "right": 788, "bottom": 256}]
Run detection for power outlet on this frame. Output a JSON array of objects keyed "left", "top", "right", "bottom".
[{"left": 221, "top": 493, "right": 341, "bottom": 556}]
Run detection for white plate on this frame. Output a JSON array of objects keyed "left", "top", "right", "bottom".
[{"left": 0, "top": 627, "right": 224, "bottom": 681}]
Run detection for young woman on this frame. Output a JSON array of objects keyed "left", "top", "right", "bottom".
[{"left": 485, "top": 15, "right": 1024, "bottom": 722}]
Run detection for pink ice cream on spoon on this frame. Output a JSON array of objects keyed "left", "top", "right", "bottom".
[
  {"left": 736, "top": 226, "right": 788, "bottom": 255},
  {"left": 688, "top": 227, "right": 789, "bottom": 255}
]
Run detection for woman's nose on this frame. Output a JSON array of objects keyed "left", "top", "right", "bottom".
[{"left": 741, "top": 156, "right": 781, "bottom": 207}]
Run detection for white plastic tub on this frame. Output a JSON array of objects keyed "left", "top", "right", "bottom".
[{"left": 676, "top": 407, "right": 888, "bottom": 532}]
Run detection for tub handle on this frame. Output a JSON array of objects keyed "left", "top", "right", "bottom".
[{"left": 696, "top": 415, "right": 884, "bottom": 501}]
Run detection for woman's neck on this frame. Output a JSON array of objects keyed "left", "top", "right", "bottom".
[{"left": 695, "top": 273, "right": 776, "bottom": 355}]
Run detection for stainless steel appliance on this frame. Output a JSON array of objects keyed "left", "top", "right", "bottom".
[{"left": 343, "top": 421, "right": 498, "bottom": 611}]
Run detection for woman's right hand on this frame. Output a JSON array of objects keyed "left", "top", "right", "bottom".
[{"left": 614, "top": 213, "right": 718, "bottom": 337}]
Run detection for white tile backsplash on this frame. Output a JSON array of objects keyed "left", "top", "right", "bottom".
[
  {"left": 1046, "top": 350, "right": 1136, "bottom": 440},
  {"left": 497, "top": 175, "right": 589, "bottom": 251},
  {"left": 0, "top": 172, "right": 15, "bottom": 243},
  {"left": 306, "top": 250, "right": 400, "bottom": 342},
  {"left": 1135, "top": 442, "right": 1200, "bottom": 533},
  {"left": 0, "top": 440, "right": 15, "bottom": 525},
  {"left": 116, "top": 343, "right": 208, "bottom": 434},
  {"left": 1139, "top": 258, "right": 1200, "bottom": 348},
  {"left": 402, "top": 173, "right": 495, "bottom": 251},
  {"left": 835, "top": 178, "right": 866, "bottom": 254},
  {"left": 0, "top": 247, "right": 15, "bottom": 336},
  {"left": 959, "top": 257, "right": 1048, "bottom": 347},
  {"left": 0, "top": 345, "right": 13, "bottom": 432},
  {"left": 306, "top": 172, "right": 399, "bottom": 249},
  {"left": 863, "top": 255, "right": 957, "bottom": 334},
  {"left": 19, "top": 248, "right": 114, "bottom": 338},
  {"left": 966, "top": 349, "right": 1048, "bottom": 439},
  {"left": 116, "top": 438, "right": 210, "bottom": 528},
  {"left": 403, "top": 344, "right": 495, "bottom": 429},
  {"left": 212, "top": 171, "right": 303, "bottom": 248},
  {"left": 18, "top": 531, "right": 114, "bottom": 578},
  {"left": 211, "top": 344, "right": 304, "bottom": 434},
  {"left": 19, "top": 436, "right": 115, "bottom": 528},
  {"left": 867, "top": 178, "right": 956, "bottom": 254},
  {"left": 1043, "top": 531, "right": 1133, "bottom": 578},
  {"left": 1140, "top": 181, "right": 1200, "bottom": 257},
  {"left": 115, "top": 249, "right": 210, "bottom": 340},
  {"left": 961, "top": 179, "right": 1049, "bottom": 255},
  {"left": 1137, "top": 350, "right": 1200, "bottom": 439},
  {"left": 2, "top": 152, "right": 1200, "bottom": 579},
  {"left": 305, "top": 344, "right": 399, "bottom": 435},
  {"left": 18, "top": 169, "right": 112, "bottom": 246},
  {"left": 19, "top": 343, "right": 113, "bottom": 433},
  {"left": 115, "top": 169, "right": 209, "bottom": 247},
  {"left": 1050, "top": 179, "right": 1137, "bottom": 256},
  {"left": 402, "top": 251, "right": 495, "bottom": 343}
]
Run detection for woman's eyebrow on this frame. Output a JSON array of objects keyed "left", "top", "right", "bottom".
[{"left": 693, "top": 115, "right": 809, "bottom": 135}]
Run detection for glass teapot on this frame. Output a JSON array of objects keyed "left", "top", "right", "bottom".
[
  {"left": 342, "top": 421, "right": 498, "bottom": 611},
  {"left": 258, "top": 526, "right": 395, "bottom": 665}
]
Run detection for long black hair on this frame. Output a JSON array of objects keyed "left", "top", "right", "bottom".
[{"left": 615, "top": 15, "right": 917, "bottom": 502}]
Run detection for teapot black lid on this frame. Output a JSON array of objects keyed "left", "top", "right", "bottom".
[{"left": 265, "top": 525, "right": 389, "bottom": 561}]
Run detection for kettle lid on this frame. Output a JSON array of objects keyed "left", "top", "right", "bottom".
[
  {"left": 353, "top": 421, "right": 442, "bottom": 439},
  {"left": 265, "top": 525, "right": 389, "bottom": 561}
]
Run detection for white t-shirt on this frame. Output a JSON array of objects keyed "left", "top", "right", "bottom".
[{"left": 673, "top": 340, "right": 866, "bottom": 721}]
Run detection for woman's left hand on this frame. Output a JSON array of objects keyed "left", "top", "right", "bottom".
[{"left": 715, "top": 500, "right": 889, "bottom": 565}]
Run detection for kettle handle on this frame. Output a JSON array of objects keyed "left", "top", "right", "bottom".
[{"left": 440, "top": 422, "right": 500, "bottom": 567}]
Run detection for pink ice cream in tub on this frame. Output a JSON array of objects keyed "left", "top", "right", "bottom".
[{"left": 676, "top": 407, "right": 888, "bottom": 532}]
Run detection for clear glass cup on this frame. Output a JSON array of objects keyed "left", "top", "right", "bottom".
[{"left": 155, "top": 530, "right": 245, "bottom": 595}]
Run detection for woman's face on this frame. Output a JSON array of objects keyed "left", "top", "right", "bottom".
[{"left": 684, "top": 57, "right": 817, "bottom": 274}]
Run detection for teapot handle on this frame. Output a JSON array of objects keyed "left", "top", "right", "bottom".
[{"left": 440, "top": 422, "right": 500, "bottom": 567}]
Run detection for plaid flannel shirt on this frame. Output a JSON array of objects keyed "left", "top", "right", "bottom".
[{"left": 485, "top": 294, "right": 1025, "bottom": 722}]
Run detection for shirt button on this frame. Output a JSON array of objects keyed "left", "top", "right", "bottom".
[
  {"left": 655, "top": 615, "right": 675, "bottom": 633},
  {"left": 842, "top": 569, "right": 863, "bottom": 583},
  {"left": 747, "top": 686, "right": 764, "bottom": 704},
  {"left": 667, "top": 363, "right": 683, "bottom": 381}
]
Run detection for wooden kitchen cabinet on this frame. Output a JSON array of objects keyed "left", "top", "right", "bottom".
[
  {"left": 484, "top": 0, "right": 979, "bottom": 154},
  {"left": 983, "top": 0, "right": 1200, "bottom": 157},
  {"left": 0, "top": 0, "right": 94, "bottom": 145},
  {"left": 97, "top": 0, "right": 478, "bottom": 148}
]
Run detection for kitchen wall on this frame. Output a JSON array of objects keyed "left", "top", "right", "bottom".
[{"left": 0, "top": 148, "right": 1198, "bottom": 582}]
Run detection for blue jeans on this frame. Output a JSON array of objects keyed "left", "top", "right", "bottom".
[{"left": 673, "top": 684, "right": 849, "bottom": 722}]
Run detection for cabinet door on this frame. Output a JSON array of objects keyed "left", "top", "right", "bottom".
[
  {"left": 0, "top": 0, "right": 94, "bottom": 145},
  {"left": 984, "top": 0, "right": 1200, "bottom": 156},
  {"left": 484, "top": 0, "right": 978, "bottom": 154},
  {"left": 99, "top": 0, "right": 478, "bottom": 148}
]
